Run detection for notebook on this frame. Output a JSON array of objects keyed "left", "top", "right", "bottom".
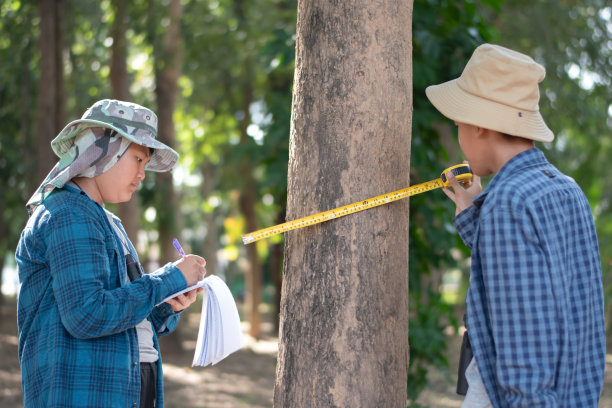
[{"left": 191, "top": 275, "right": 244, "bottom": 366}]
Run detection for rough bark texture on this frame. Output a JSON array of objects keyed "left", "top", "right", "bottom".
[{"left": 274, "top": 1, "right": 413, "bottom": 407}]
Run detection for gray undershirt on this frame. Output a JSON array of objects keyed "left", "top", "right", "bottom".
[{"left": 104, "top": 210, "right": 159, "bottom": 363}]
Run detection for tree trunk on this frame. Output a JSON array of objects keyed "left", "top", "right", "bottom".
[
  {"left": 274, "top": 1, "right": 413, "bottom": 407},
  {"left": 237, "top": 82, "right": 263, "bottom": 339},
  {"left": 111, "top": 0, "right": 141, "bottom": 243},
  {"left": 0, "top": 196, "right": 6, "bottom": 307},
  {"left": 154, "top": 0, "right": 182, "bottom": 266},
  {"left": 270, "top": 209, "right": 285, "bottom": 332},
  {"left": 233, "top": 0, "right": 263, "bottom": 340},
  {"left": 238, "top": 177, "right": 262, "bottom": 339},
  {"left": 36, "top": 0, "right": 64, "bottom": 180},
  {"left": 201, "top": 162, "right": 218, "bottom": 277},
  {"left": 153, "top": 0, "right": 183, "bottom": 353},
  {"left": 110, "top": 0, "right": 130, "bottom": 96}
]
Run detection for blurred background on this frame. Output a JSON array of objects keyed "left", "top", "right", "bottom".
[{"left": 0, "top": 0, "right": 610, "bottom": 406}]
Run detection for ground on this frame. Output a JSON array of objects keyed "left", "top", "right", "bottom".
[{"left": 1, "top": 299, "right": 611, "bottom": 407}]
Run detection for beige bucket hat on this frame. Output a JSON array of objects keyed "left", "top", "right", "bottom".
[{"left": 425, "top": 43, "right": 554, "bottom": 142}]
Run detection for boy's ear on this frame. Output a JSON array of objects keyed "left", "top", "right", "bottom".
[{"left": 475, "top": 126, "right": 487, "bottom": 139}]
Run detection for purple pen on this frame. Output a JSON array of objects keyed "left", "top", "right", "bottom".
[{"left": 172, "top": 238, "right": 186, "bottom": 258}]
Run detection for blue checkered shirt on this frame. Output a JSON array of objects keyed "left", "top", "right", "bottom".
[
  {"left": 16, "top": 185, "right": 188, "bottom": 407},
  {"left": 454, "top": 148, "right": 606, "bottom": 407}
]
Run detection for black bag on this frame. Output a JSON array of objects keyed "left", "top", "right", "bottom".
[
  {"left": 125, "top": 253, "right": 144, "bottom": 282},
  {"left": 456, "top": 317, "right": 473, "bottom": 396}
]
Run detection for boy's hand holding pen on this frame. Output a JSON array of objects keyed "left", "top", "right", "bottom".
[
  {"left": 168, "top": 238, "right": 206, "bottom": 312},
  {"left": 172, "top": 238, "right": 207, "bottom": 286}
]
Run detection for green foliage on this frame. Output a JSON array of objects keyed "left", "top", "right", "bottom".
[
  {"left": 408, "top": 0, "right": 505, "bottom": 401},
  {"left": 491, "top": 0, "right": 612, "bottom": 338},
  {"left": 1, "top": 0, "right": 610, "bottom": 403},
  {"left": 0, "top": 0, "right": 38, "bottom": 263},
  {"left": 56, "top": 0, "right": 116, "bottom": 112},
  {"left": 176, "top": 0, "right": 296, "bottom": 261}
]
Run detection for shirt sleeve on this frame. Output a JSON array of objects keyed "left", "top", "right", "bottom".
[
  {"left": 150, "top": 302, "right": 180, "bottom": 336},
  {"left": 454, "top": 205, "right": 479, "bottom": 249},
  {"left": 45, "top": 206, "right": 187, "bottom": 339},
  {"left": 478, "top": 205, "right": 559, "bottom": 406}
]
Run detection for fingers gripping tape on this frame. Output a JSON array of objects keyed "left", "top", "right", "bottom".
[{"left": 440, "top": 164, "right": 473, "bottom": 187}]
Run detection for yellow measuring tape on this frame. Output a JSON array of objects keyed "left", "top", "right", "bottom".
[{"left": 242, "top": 164, "right": 472, "bottom": 244}]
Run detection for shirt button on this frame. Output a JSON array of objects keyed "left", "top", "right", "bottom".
[
  {"left": 132, "top": 403, "right": 137, "bottom": 408},
  {"left": 133, "top": 362, "right": 138, "bottom": 367}
]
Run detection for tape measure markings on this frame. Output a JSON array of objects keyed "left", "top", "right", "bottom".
[{"left": 242, "top": 164, "right": 471, "bottom": 244}]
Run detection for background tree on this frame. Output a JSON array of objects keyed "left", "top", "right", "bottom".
[
  {"left": 36, "top": 0, "right": 65, "bottom": 181},
  {"left": 178, "top": 0, "right": 297, "bottom": 339},
  {"left": 0, "top": 0, "right": 38, "bottom": 307},
  {"left": 274, "top": 1, "right": 413, "bottom": 406},
  {"left": 111, "top": 0, "right": 140, "bottom": 241},
  {"left": 148, "top": 0, "right": 186, "bottom": 352},
  {"left": 152, "top": 0, "right": 183, "bottom": 267},
  {"left": 233, "top": 0, "right": 263, "bottom": 340}
]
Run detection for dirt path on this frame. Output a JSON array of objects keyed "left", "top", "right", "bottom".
[
  {"left": 0, "top": 299, "right": 278, "bottom": 408},
  {"left": 2, "top": 300, "right": 611, "bottom": 407},
  {"left": 160, "top": 309, "right": 278, "bottom": 408}
]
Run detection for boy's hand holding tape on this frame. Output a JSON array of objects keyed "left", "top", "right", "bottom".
[{"left": 442, "top": 162, "right": 482, "bottom": 216}]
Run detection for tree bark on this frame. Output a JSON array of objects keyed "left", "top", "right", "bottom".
[
  {"left": 270, "top": 209, "right": 285, "bottom": 332},
  {"left": 200, "top": 162, "right": 218, "bottom": 277},
  {"left": 110, "top": 0, "right": 141, "bottom": 243},
  {"left": 232, "top": 0, "right": 263, "bottom": 340},
  {"left": 154, "top": 0, "right": 182, "bottom": 266},
  {"left": 36, "top": 0, "right": 64, "bottom": 180},
  {"left": 238, "top": 176, "right": 262, "bottom": 339},
  {"left": 274, "top": 1, "right": 413, "bottom": 406},
  {"left": 153, "top": 0, "right": 183, "bottom": 353},
  {"left": 236, "top": 67, "right": 263, "bottom": 339}
]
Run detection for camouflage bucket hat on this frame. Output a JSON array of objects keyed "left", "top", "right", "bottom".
[{"left": 52, "top": 99, "right": 179, "bottom": 172}]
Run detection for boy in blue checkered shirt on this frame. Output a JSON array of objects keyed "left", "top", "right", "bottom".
[{"left": 426, "top": 44, "right": 605, "bottom": 407}]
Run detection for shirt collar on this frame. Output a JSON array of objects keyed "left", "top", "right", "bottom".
[
  {"left": 63, "top": 182, "right": 104, "bottom": 208},
  {"left": 472, "top": 147, "right": 548, "bottom": 208}
]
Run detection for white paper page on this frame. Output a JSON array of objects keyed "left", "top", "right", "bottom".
[
  {"left": 191, "top": 275, "right": 243, "bottom": 367},
  {"left": 205, "top": 276, "right": 244, "bottom": 365},
  {"left": 158, "top": 278, "right": 207, "bottom": 305},
  {"left": 209, "top": 289, "right": 222, "bottom": 362},
  {"left": 192, "top": 286, "right": 209, "bottom": 366}
]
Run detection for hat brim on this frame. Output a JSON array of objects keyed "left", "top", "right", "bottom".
[
  {"left": 425, "top": 79, "right": 554, "bottom": 143},
  {"left": 52, "top": 119, "right": 179, "bottom": 172}
]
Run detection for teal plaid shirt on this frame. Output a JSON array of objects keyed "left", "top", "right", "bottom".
[
  {"left": 16, "top": 185, "right": 187, "bottom": 407},
  {"left": 455, "top": 148, "right": 606, "bottom": 407}
]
